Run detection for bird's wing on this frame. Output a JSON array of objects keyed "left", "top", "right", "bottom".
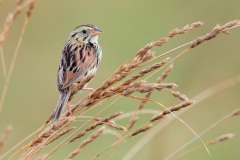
[{"left": 57, "top": 43, "right": 97, "bottom": 91}]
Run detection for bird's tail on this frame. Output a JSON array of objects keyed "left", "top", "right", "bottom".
[{"left": 53, "top": 91, "right": 71, "bottom": 122}]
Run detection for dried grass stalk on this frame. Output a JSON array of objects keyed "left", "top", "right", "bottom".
[
  {"left": 103, "top": 129, "right": 121, "bottom": 138},
  {"left": 231, "top": 108, "right": 240, "bottom": 116},
  {"left": 127, "top": 117, "right": 138, "bottom": 130},
  {"left": 35, "top": 154, "right": 48, "bottom": 160},
  {"left": 150, "top": 101, "right": 194, "bottom": 122},
  {"left": 190, "top": 20, "right": 240, "bottom": 48},
  {"left": 104, "top": 121, "right": 127, "bottom": 131},
  {"left": 26, "top": 0, "right": 35, "bottom": 18},
  {"left": 0, "top": 0, "right": 35, "bottom": 45},
  {"left": 145, "top": 20, "right": 240, "bottom": 84},
  {"left": 137, "top": 92, "right": 152, "bottom": 110},
  {"left": 92, "top": 22, "right": 202, "bottom": 94},
  {"left": 20, "top": 117, "right": 73, "bottom": 160},
  {"left": 121, "top": 58, "right": 170, "bottom": 86},
  {"left": 29, "top": 117, "right": 73, "bottom": 147},
  {"left": 69, "top": 132, "right": 86, "bottom": 143},
  {"left": 0, "top": 125, "right": 13, "bottom": 152},
  {"left": 66, "top": 127, "right": 105, "bottom": 159},
  {"left": 120, "top": 82, "right": 177, "bottom": 96},
  {"left": 156, "top": 64, "right": 173, "bottom": 83},
  {"left": 127, "top": 65, "right": 174, "bottom": 129},
  {"left": 97, "top": 82, "right": 176, "bottom": 100},
  {"left": 86, "top": 112, "right": 123, "bottom": 132},
  {"left": 130, "top": 124, "right": 152, "bottom": 137},
  {"left": 170, "top": 91, "right": 189, "bottom": 102},
  {"left": 94, "top": 50, "right": 155, "bottom": 93},
  {"left": 152, "top": 21, "right": 203, "bottom": 46},
  {"left": 69, "top": 112, "right": 122, "bottom": 143},
  {"left": 46, "top": 127, "right": 75, "bottom": 146},
  {"left": 0, "top": 1, "right": 23, "bottom": 45},
  {"left": 116, "top": 110, "right": 160, "bottom": 121},
  {"left": 207, "top": 133, "right": 235, "bottom": 145},
  {"left": 0, "top": 0, "right": 36, "bottom": 115}
]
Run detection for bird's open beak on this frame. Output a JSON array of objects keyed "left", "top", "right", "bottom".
[{"left": 91, "top": 27, "right": 102, "bottom": 36}]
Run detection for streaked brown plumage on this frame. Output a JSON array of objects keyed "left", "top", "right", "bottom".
[{"left": 54, "top": 24, "right": 102, "bottom": 122}]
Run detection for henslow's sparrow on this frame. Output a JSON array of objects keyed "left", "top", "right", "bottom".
[{"left": 53, "top": 24, "right": 102, "bottom": 122}]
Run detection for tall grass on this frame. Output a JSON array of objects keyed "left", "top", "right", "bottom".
[{"left": 0, "top": 1, "right": 240, "bottom": 160}]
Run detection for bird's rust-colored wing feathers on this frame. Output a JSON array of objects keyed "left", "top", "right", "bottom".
[{"left": 57, "top": 44, "right": 97, "bottom": 91}]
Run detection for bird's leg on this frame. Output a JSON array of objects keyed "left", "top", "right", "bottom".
[
  {"left": 67, "top": 102, "right": 72, "bottom": 115},
  {"left": 82, "top": 87, "right": 95, "bottom": 98},
  {"left": 82, "top": 87, "right": 95, "bottom": 93}
]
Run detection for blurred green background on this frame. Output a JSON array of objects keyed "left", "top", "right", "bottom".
[{"left": 0, "top": 0, "right": 240, "bottom": 159}]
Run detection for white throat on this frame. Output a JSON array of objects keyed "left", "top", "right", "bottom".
[{"left": 89, "top": 36, "right": 99, "bottom": 44}]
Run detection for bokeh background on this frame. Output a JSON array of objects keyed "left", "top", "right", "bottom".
[{"left": 0, "top": 0, "right": 240, "bottom": 159}]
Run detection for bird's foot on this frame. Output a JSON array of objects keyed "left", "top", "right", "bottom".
[
  {"left": 82, "top": 87, "right": 95, "bottom": 98},
  {"left": 67, "top": 102, "right": 73, "bottom": 115}
]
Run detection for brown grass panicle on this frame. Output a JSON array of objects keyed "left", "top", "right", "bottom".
[
  {"left": 130, "top": 124, "right": 152, "bottom": 137},
  {"left": 231, "top": 108, "right": 240, "bottom": 116},
  {"left": 69, "top": 112, "right": 122, "bottom": 143},
  {"left": 0, "top": 125, "right": 13, "bottom": 153},
  {"left": 0, "top": 0, "right": 36, "bottom": 115},
  {"left": 150, "top": 101, "right": 194, "bottom": 122},
  {"left": 29, "top": 117, "right": 74, "bottom": 148},
  {"left": 207, "top": 133, "right": 235, "bottom": 145},
  {"left": 84, "top": 21, "right": 204, "bottom": 98},
  {"left": 66, "top": 127, "right": 105, "bottom": 159},
  {"left": 0, "top": 0, "right": 35, "bottom": 45},
  {"left": 127, "top": 64, "right": 174, "bottom": 130},
  {"left": 162, "top": 107, "right": 240, "bottom": 160},
  {"left": 19, "top": 117, "right": 74, "bottom": 160},
  {"left": 165, "top": 132, "right": 236, "bottom": 160},
  {"left": 169, "top": 90, "right": 189, "bottom": 102},
  {"left": 190, "top": 20, "right": 240, "bottom": 48},
  {"left": 1, "top": 18, "right": 239, "bottom": 160},
  {"left": 46, "top": 127, "right": 76, "bottom": 146}
]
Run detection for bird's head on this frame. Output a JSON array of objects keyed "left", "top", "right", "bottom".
[{"left": 70, "top": 24, "right": 102, "bottom": 44}]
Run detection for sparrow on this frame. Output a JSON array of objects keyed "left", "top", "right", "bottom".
[{"left": 53, "top": 24, "right": 102, "bottom": 122}]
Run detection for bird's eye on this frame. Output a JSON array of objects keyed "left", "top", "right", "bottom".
[{"left": 82, "top": 30, "right": 87, "bottom": 34}]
